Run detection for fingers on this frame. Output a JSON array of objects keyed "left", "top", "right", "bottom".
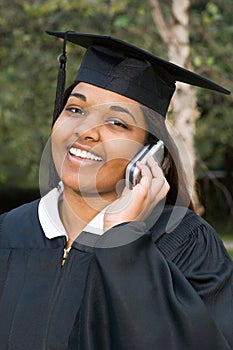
[
  {"left": 136, "top": 156, "right": 163, "bottom": 187},
  {"left": 149, "top": 157, "right": 170, "bottom": 200},
  {"left": 152, "top": 176, "right": 170, "bottom": 203},
  {"left": 136, "top": 161, "right": 153, "bottom": 189},
  {"left": 146, "top": 155, "right": 163, "bottom": 178},
  {"left": 136, "top": 156, "right": 170, "bottom": 200}
]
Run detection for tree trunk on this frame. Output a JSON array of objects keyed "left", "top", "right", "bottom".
[{"left": 148, "top": 0, "right": 203, "bottom": 213}]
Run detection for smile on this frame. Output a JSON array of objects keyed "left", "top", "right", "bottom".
[{"left": 69, "top": 147, "right": 103, "bottom": 161}]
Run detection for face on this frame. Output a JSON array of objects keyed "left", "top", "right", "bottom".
[{"left": 52, "top": 82, "right": 147, "bottom": 201}]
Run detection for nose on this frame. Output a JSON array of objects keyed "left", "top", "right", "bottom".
[{"left": 73, "top": 115, "right": 102, "bottom": 142}]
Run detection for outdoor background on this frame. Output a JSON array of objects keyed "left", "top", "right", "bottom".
[{"left": 0, "top": 0, "right": 232, "bottom": 249}]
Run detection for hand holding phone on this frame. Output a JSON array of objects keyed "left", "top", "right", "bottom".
[
  {"left": 104, "top": 141, "right": 169, "bottom": 231},
  {"left": 125, "top": 140, "right": 164, "bottom": 189}
]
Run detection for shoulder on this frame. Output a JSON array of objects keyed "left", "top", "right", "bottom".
[
  {"left": 152, "top": 205, "right": 224, "bottom": 258},
  {"left": 151, "top": 204, "right": 232, "bottom": 271},
  {"left": 152, "top": 205, "right": 233, "bottom": 296},
  {"left": 0, "top": 199, "right": 40, "bottom": 222},
  {"left": 0, "top": 199, "right": 45, "bottom": 247}
]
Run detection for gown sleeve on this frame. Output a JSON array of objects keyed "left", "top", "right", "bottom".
[
  {"left": 71, "top": 220, "right": 232, "bottom": 350},
  {"left": 155, "top": 211, "right": 233, "bottom": 349}
]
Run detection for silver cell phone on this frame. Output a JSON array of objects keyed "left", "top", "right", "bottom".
[{"left": 125, "top": 140, "right": 164, "bottom": 189}]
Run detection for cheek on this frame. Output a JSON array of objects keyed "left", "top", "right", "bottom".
[
  {"left": 51, "top": 117, "right": 73, "bottom": 169},
  {"left": 103, "top": 137, "right": 144, "bottom": 162},
  {"left": 101, "top": 158, "right": 128, "bottom": 177},
  {"left": 92, "top": 138, "right": 145, "bottom": 190},
  {"left": 76, "top": 158, "right": 128, "bottom": 194},
  {"left": 94, "top": 158, "right": 128, "bottom": 193}
]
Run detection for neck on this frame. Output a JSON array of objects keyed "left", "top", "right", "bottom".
[{"left": 59, "top": 185, "right": 117, "bottom": 246}]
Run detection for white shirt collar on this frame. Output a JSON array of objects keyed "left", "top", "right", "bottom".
[{"left": 38, "top": 183, "right": 106, "bottom": 240}]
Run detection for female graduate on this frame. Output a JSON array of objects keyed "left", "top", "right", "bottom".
[{"left": 0, "top": 31, "right": 232, "bottom": 350}]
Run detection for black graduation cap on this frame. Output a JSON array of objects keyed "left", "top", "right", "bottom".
[{"left": 46, "top": 30, "right": 230, "bottom": 122}]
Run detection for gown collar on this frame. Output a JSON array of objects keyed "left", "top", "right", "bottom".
[{"left": 38, "top": 182, "right": 107, "bottom": 240}]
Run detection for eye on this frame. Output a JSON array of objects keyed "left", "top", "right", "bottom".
[
  {"left": 65, "top": 106, "right": 85, "bottom": 116},
  {"left": 106, "top": 119, "right": 128, "bottom": 129}
]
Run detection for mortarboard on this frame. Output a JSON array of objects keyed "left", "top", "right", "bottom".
[{"left": 46, "top": 30, "right": 230, "bottom": 123}]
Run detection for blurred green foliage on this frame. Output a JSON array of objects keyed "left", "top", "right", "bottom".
[
  {"left": 0, "top": 0, "right": 232, "bottom": 222},
  {"left": 191, "top": 0, "right": 233, "bottom": 173}
]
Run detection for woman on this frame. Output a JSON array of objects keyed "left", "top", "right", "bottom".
[{"left": 0, "top": 31, "right": 232, "bottom": 350}]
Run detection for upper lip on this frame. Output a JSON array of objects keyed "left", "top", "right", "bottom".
[{"left": 67, "top": 142, "right": 104, "bottom": 160}]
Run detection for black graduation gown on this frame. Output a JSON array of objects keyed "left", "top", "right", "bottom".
[{"left": 0, "top": 200, "right": 232, "bottom": 350}]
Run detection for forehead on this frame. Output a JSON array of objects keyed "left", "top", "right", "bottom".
[{"left": 71, "top": 82, "right": 141, "bottom": 105}]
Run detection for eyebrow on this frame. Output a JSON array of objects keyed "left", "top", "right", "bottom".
[
  {"left": 70, "top": 93, "right": 137, "bottom": 124},
  {"left": 70, "top": 93, "right": 86, "bottom": 101},
  {"left": 109, "top": 105, "right": 137, "bottom": 124}
]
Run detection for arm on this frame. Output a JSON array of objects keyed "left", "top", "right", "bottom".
[{"left": 156, "top": 214, "right": 233, "bottom": 349}]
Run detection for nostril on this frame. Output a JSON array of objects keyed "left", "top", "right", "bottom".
[{"left": 75, "top": 127, "right": 101, "bottom": 142}]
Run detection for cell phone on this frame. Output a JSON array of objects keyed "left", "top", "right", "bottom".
[{"left": 125, "top": 140, "right": 164, "bottom": 189}]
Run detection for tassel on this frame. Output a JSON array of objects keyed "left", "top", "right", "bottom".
[
  {"left": 49, "top": 32, "right": 69, "bottom": 189},
  {"left": 52, "top": 32, "right": 68, "bottom": 126}
]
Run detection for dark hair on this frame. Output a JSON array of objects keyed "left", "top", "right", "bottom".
[
  {"left": 142, "top": 106, "right": 194, "bottom": 211},
  {"left": 50, "top": 82, "right": 194, "bottom": 211}
]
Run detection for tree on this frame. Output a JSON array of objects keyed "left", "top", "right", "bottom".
[{"left": 148, "top": 0, "right": 203, "bottom": 212}]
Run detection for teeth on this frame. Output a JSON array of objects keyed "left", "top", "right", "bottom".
[{"left": 69, "top": 147, "right": 103, "bottom": 161}]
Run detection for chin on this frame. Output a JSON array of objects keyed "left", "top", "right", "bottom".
[{"left": 63, "top": 174, "right": 122, "bottom": 199}]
